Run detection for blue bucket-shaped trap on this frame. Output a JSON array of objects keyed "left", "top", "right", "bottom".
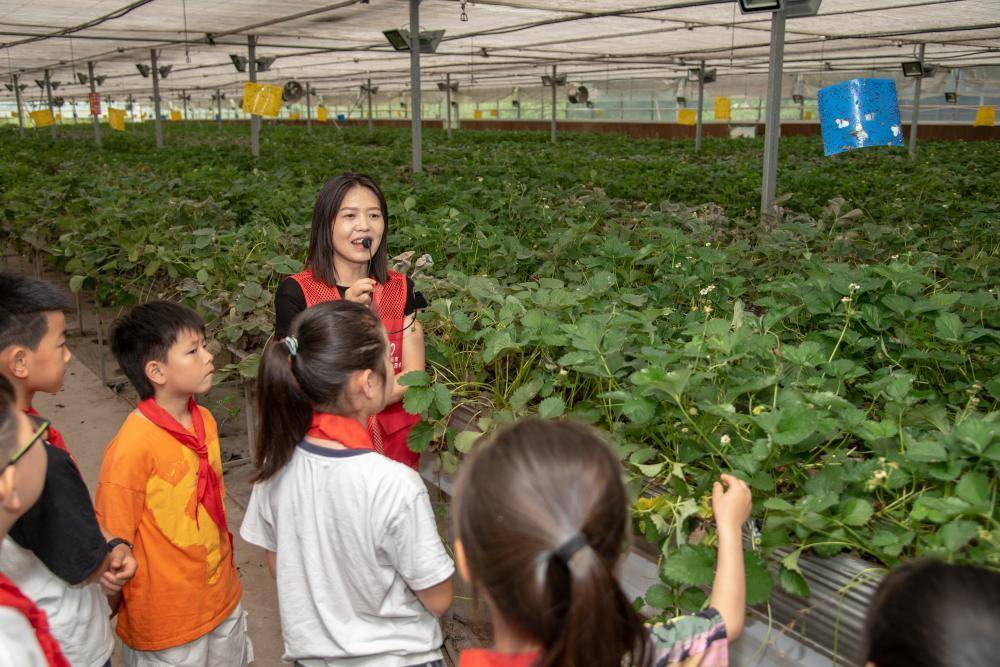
[
  {"left": 818, "top": 78, "right": 904, "bottom": 156},
  {"left": 337, "top": 113, "right": 346, "bottom": 122}
]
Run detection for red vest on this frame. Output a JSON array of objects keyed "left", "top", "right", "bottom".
[
  {"left": 0, "top": 573, "right": 70, "bottom": 666},
  {"left": 291, "top": 268, "right": 421, "bottom": 468}
]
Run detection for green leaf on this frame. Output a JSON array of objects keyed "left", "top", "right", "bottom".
[
  {"left": 937, "top": 519, "right": 979, "bottom": 552},
  {"left": 660, "top": 545, "right": 715, "bottom": 587},
  {"left": 934, "top": 312, "right": 964, "bottom": 341},
  {"left": 840, "top": 498, "right": 874, "bottom": 526},
  {"left": 432, "top": 383, "right": 452, "bottom": 416},
  {"left": 398, "top": 370, "right": 430, "bottom": 387},
  {"left": 622, "top": 395, "right": 658, "bottom": 425},
  {"left": 855, "top": 420, "right": 898, "bottom": 442},
  {"left": 509, "top": 378, "right": 543, "bottom": 411},
  {"left": 955, "top": 471, "right": 989, "bottom": 508},
  {"left": 754, "top": 405, "right": 817, "bottom": 446},
  {"left": 452, "top": 310, "right": 472, "bottom": 333},
  {"left": 454, "top": 430, "right": 482, "bottom": 454},
  {"left": 778, "top": 566, "right": 811, "bottom": 598},
  {"left": 906, "top": 439, "right": 948, "bottom": 462},
  {"left": 634, "top": 461, "right": 666, "bottom": 478},
  {"left": 538, "top": 396, "right": 566, "bottom": 419},
  {"left": 744, "top": 551, "right": 773, "bottom": 606},
  {"left": 645, "top": 583, "right": 674, "bottom": 610},
  {"left": 407, "top": 420, "right": 434, "bottom": 453},
  {"left": 402, "top": 385, "right": 434, "bottom": 415},
  {"left": 68, "top": 275, "right": 86, "bottom": 293},
  {"left": 403, "top": 195, "right": 417, "bottom": 211},
  {"left": 630, "top": 367, "right": 691, "bottom": 398}
]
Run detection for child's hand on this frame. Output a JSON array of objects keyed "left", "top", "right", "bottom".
[
  {"left": 100, "top": 571, "right": 124, "bottom": 596},
  {"left": 106, "top": 543, "right": 137, "bottom": 586},
  {"left": 345, "top": 278, "right": 376, "bottom": 305},
  {"left": 712, "top": 473, "right": 752, "bottom": 535}
]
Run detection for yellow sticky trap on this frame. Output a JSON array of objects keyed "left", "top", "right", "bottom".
[
  {"left": 317, "top": 106, "right": 328, "bottom": 122},
  {"left": 242, "top": 82, "right": 283, "bottom": 118},
  {"left": 170, "top": 109, "right": 182, "bottom": 121},
  {"left": 489, "top": 109, "right": 497, "bottom": 117},
  {"left": 289, "top": 113, "right": 300, "bottom": 121},
  {"left": 974, "top": 106, "right": 996, "bottom": 127},
  {"left": 804, "top": 111, "right": 814, "bottom": 120},
  {"left": 678, "top": 109, "right": 696, "bottom": 125},
  {"left": 55, "top": 113, "right": 62, "bottom": 121},
  {"left": 473, "top": 109, "right": 483, "bottom": 119},
  {"left": 595, "top": 109, "right": 604, "bottom": 117},
  {"left": 714, "top": 96, "right": 731, "bottom": 121},
  {"left": 11, "top": 111, "right": 18, "bottom": 118},
  {"left": 108, "top": 108, "right": 126, "bottom": 132},
  {"left": 30, "top": 109, "right": 53, "bottom": 127}
]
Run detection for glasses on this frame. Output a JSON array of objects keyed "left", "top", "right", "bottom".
[{"left": 2, "top": 419, "right": 48, "bottom": 472}]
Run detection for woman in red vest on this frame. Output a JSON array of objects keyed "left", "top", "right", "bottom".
[{"left": 274, "top": 173, "right": 426, "bottom": 469}]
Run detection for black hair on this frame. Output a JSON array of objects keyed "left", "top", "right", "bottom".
[
  {"left": 306, "top": 173, "right": 390, "bottom": 286},
  {"left": 0, "top": 374, "right": 17, "bottom": 461},
  {"left": 109, "top": 301, "right": 206, "bottom": 400},
  {"left": 253, "top": 300, "right": 386, "bottom": 483},
  {"left": 0, "top": 272, "right": 70, "bottom": 352},
  {"left": 453, "top": 419, "right": 652, "bottom": 667},
  {"left": 864, "top": 559, "right": 1000, "bottom": 667}
]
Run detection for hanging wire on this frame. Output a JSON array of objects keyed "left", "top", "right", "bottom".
[
  {"left": 182, "top": 0, "right": 192, "bottom": 63},
  {"left": 68, "top": 35, "right": 79, "bottom": 84},
  {"left": 728, "top": 0, "right": 736, "bottom": 74}
]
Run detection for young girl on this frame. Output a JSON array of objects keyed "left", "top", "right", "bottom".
[
  {"left": 863, "top": 559, "right": 1000, "bottom": 667},
  {"left": 452, "top": 419, "right": 750, "bottom": 667},
  {"left": 241, "top": 300, "right": 454, "bottom": 667},
  {"left": 274, "top": 173, "right": 427, "bottom": 469}
]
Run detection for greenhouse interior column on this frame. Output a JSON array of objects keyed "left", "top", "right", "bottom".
[
  {"left": 366, "top": 78, "right": 373, "bottom": 134},
  {"left": 551, "top": 65, "right": 558, "bottom": 143},
  {"left": 87, "top": 62, "right": 101, "bottom": 148},
  {"left": 12, "top": 73, "right": 24, "bottom": 137},
  {"left": 909, "top": 43, "right": 926, "bottom": 157},
  {"left": 150, "top": 50, "right": 163, "bottom": 148},
  {"left": 445, "top": 72, "right": 452, "bottom": 139},
  {"left": 306, "top": 84, "right": 312, "bottom": 133},
  {"left": 248, "top": 35, "right": 260, "bottom": 158},
  {"left": 43, "top": 69, "right": 56, "bottom": 140},
  {"left": 695, "top": 60, "right": 705, "bottom": 151},
  {"left": 760, "top": 10, "right": 786, "bottom": 219},
  {"left": 409, "top": 0, "right": 422, "bottom": 173},
  {"left": 216, "top": 88, "right": 222, "bottom": 125}
]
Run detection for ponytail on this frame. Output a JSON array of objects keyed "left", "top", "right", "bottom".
[
  {"left": 453, "top": 419, "right": 650, "bottom": 667},
  {"left": 253, "top": 300, "right": 387, "bottom": 483}
]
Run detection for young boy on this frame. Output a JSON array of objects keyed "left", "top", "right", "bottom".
[
  {"left": 0, "top": 273, "right": 134, "bottom": 667},
  {"left": 97, "top": 300, "right": 252, "bottom": 666},
  {"left": 0, "top": 373, "right": 67, "bottom": 666}
]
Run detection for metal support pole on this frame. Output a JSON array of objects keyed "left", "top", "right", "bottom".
[
  {"left": 12, "top": 73, "right": 25, "bottom": 137},
  {"left": 695, "top": 60, "right": 705, "bottom": 150},
  {"left": 760, "top": 10, "right": 786, "bottom": 220},
  {"left": 550, "top": 65, "right": 557, "bottom": 143},
  {"left": 909, "top": 43, "right": 925, "bottom": 158},
  {"left": 248, "top": 35, "right": 260, "bottom": 159},
  {"left": 367, "top": 77, "right": 373, "bottom": 134},
  {"left": 409, "top": 0, "right": 422, "bottom": 173},
  {"left": 181, "top": 89, "right": 188, "bottom": 120},
  {"left": 150, "top": 50, "right": 163, "bottom": 148},
  {"left": 306, "top": 85, "right": 312, "bottom": 133},
  {"left": 43, "top": 69, "right": 56, "bottom": 140},
  {"left": 445, "top": 72, "right": 452, "bottom": 138},
  {"left": 216, "top": 88, "right": 222, "bottom": 124},
  {"left": 87, "top": 62, "right": 101, "bottom": 148}
]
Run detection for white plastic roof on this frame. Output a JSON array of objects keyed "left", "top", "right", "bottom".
[{"left": 2, "top": 0, "right": 999, "bottom": 103}]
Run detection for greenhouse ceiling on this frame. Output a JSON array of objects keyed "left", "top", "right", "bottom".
[{"left": 2, "top": 0, "right": 998, "bottom": 101}]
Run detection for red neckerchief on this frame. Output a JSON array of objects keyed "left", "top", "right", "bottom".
[
  {"left": 23, "top": 407, "right": 70, "bottom": 455},
  {"left": 0, "top": 573, "right": 70, "bottom": 667},
  {"left": 459, "top": 649, "right": 540, "bottom": 667},
  {"left": 137, "top": 398, "right": 228, "bottom": 535},
  {"left": 305, "top": 413, "right": 373, "bottom": 450}
]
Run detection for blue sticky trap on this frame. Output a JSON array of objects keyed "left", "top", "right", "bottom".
[
  {"left": 337, "top": 114, "right": 346, "bottom": 121},
  {"left": 818, "top": 78, "right": 904, "bottom": 156}
]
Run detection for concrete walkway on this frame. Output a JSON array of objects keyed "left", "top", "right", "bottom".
[{"left": 34, "top": 356, "right": 284, "bottom": 665}]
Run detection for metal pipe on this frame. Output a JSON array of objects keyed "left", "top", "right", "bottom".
[
  {"left": 248, "top": 35, "right": 260, "bottom": 158},
  {"left": 306, "top": 84, "right": 312, "bottom": 132},
  {"left": 181, "top": 89, "right": 188, "bottom": 119},
  {"left": 550, "top": 64, "right": 557, "bottom": 143},
  {"left": 43, "top": 69, "right": 56, "bottom": 139},
  {"left": 760, "top": 10, "right": 786, "bottom": 220},
  {"left": 216, "top": 88, "right": 222, "bottom": 124},
  {"left": 12, "top": 73, "right": 24, "bottom": 137},
  {"left": 445, "top": 72, "right": 452, "bottom": 138},
  {"left": 909, "top": 43, "right": 925, "bottom": 158},
  {"left": 409, "top": 0, "right": 422, "bottom": 173},
  {"left": 150, "top": 49, "right": 163, "bottom": 148},
  {"left": 87, "top": 62, "right": 101, "bottom": 148},
  {"left": 366, "top": 77, "right": 373, "bottom": 134},
  {"left": 695, "top": 60, "right": 705, "bottom": 150}
]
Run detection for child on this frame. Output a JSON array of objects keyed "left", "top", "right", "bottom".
[
  {"left": 241, "top": 300, "right": 454, "bottom": 666},
  {"left": 96, "top": 301, "right": 251, "bottom": 666},
  {"left": 863, "top": 559, "right": 1000, "bottom": 667},
  {"left": 0, "top": 373, "right": 68, "bottom": 666},
  {"left": 0, "top": 274, "right": 133, "bottom": 667},
  {"left": 452, "top": 419, "right": 751, "bottom": 667},
  {"left": 273, "top": 172, "right": 427, "bottom": 469}
]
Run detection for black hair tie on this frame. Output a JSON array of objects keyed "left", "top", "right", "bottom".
[{"left": 553, "top": 532, "right": 589, "bottom": 565}]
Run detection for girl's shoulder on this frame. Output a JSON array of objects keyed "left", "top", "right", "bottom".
[{"left": 648, "top": 608, "right": 728, "bottom": 666}]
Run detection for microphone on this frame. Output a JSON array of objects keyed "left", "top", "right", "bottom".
[{"left": 361, "top": 238, "right": 372, "bottom": 249}]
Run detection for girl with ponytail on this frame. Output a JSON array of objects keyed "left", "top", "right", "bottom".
[
  {"left": 452, "top": 419, "right": 750, "bottom": 667},
  {"left": 240, "top": 300, "right": 454, "bottom": 666}
]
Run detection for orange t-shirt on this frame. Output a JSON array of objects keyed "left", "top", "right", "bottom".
[{"left": 95, "top": 407, "right": 242, "bottom": 651}]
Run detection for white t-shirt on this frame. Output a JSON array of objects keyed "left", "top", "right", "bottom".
[
  {"left": 0, "top": 608, "right": 48, "bottom": 667},
  {"left": 0, "top": 538, "right": 113, "bottom": 667},
  {"left": 240, "top": 442, "right": 454, "bottom": 667}
]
